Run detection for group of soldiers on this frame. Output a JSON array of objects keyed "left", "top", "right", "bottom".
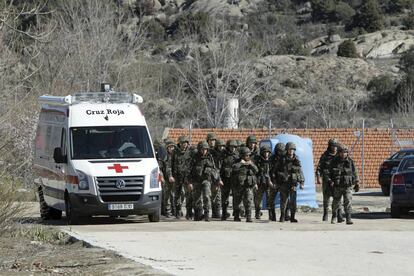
[
  {"left": 155, "top": 133, "right": 359, "bottom": 225},
  {"left": 316, "top": 139, "right": 360, "bottom": 224}
]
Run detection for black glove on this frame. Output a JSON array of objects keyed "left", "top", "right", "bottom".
[{"left": 354, "top": 184, "right": 360, "bottom": 193}]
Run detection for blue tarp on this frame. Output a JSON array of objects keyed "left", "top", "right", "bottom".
[{"left": 260, "top": 133, "right": 318, "bottom": 208}]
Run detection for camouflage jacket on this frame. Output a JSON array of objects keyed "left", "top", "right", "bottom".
[
  {"left": 255, "top": 155, "right": 272, "bottom": 185},
  {"left": 329, "top": 156, "right": 359, "bottom": 188},
  {"left": 163, "top": 151, "right": 173, "bottom": 180},
  {"left": 210, "top": 148, "right": 225, "bottom": 171},
  {"left": 169, "top": 147, "right": 192, "bottom": 179},
  {"left": 220, "top": 150, "right": 239, "bottom": 180},
  {"left": 271, "top": 153, "right": 284, "bottom": 185},
  {"left": 277, "top": 154, "right": 305, "bottom": 187},
  {"left": 189, "top": 152, "right": 219, "bottom": 184},
  {"left": 316, "top": 150, "right": 337, "bottom": 181},
  {"left": 232, "top": 161, "right": 259, "bottom": 189}
]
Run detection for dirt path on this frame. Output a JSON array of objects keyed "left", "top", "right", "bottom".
[{"left": 0, "top": 224, "right": 168, "bottom": 275}]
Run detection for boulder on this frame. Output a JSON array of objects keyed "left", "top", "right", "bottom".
[{"left": 310, "top": 29, "right": 414, "bottom": 59}]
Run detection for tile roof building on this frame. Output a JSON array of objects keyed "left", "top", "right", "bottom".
[{"left": 164, "top": 128, "right": 414, "bottom": 189}]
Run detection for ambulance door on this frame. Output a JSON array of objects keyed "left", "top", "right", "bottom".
[{"left": 52, "top": 127, "right": 68, "bottom": 210}]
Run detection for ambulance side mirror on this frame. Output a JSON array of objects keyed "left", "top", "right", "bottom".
[{"left": 53, "top": 147, "right": 67, "bottom": 164}]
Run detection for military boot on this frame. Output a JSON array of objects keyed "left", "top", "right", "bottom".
[
  {"left": 279, "top": 211, "right": 285, "bottom": 223},
  {"left": 322, "top": 208, "right": 328, "bottom": 222},
  {"left": 346, "top": 214, "right": 353, "bottom": 225},
  {"left": 240, "top": 208, "right": 245, "bottom": 218},
  {"left": 255, "top": 209, "right": 261, "bottom": 219},
  {"left": 234, "top": 210, "right": 241, "bottom": 222},
  {"left": 269, "top": 209, "right": 276, "bottom": 221},
  {"left": 290, "top": 212, "right": 298, "bottom": 223},
  {"left": 285, "top": 208, "right": 291, "bottom": 221},
  {"left": 331, "top": 214, "right": 337, "bottom": 224},
  {"left": 175, "top": 207, "right": 181, "bottom": 219},
  {"left": 221, "top": 207, "right": 228, "bottom": 221},
  {"left": 193, "top": 209, "right": 199, "bottom": 221},
  {"left": 185, "top": 208, "right": 193, "bottom": 220},
  {"left": 246, "top": 210, "right": 253, "bottom": 223},
  {"left": 212, "top": 208, "right": 221, "bottom": 219},
  {"left": 204, "top": 211, "right": 210, "bottom": 222},
  {"left": 337, "top": 210, "right": 344, "bottom": 223}
]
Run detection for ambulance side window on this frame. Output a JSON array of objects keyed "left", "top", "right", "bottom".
[{"left": 61, "top": 128, "right": 67, "bottom": 156}]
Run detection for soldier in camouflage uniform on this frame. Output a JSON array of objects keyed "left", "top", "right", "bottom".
[
  {"left": 206, "top": 132, "right": 217, "bottom": 149},
  {"left": 188, "top": 141, "right": 222, "bottom": 221},
  {"left": 328, "top": 145, "right": 360, "bottom": 225},
  {"left": 167, "top": 136, "right": 193, "bottom": 219},
  {"left": 232, "top": 147, "right": 259, "bottom": 223},
  {"left": 277, "top": 142, "right": 304, "bottom": 223},
  {"left": 268, "top": 142, "right": 286, "bottom": 221},
  {"left": 316, "top": 138, "right": 344, "bottom": 222},
  {"left": 154, "top": 140, "right": 167, "bottom": 216},
  {"left": 220, "top": 140, "right": 239, "bottom": 220},
  {"left": 234, "top": 139, "right": 245, "bottom": 217},
  {"left": 246, "top": 135, "right": 259, "bottom": 160},
  {"left": 162, "top": 139, "right": 176, "bottom": 218},
  {"left": 210, "top": 139, "right": 226, "bottom": 218},
  {"left": 254, "top": 145, "right": 273, "bottom": 220}
]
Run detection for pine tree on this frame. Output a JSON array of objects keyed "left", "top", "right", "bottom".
[{"left": 351, "top": 0, "right": 384, "bottom": 32}]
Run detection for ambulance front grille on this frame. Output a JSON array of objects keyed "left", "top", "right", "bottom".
[{"left": 96, "top": 176, "right": 144, "bottom": 202}]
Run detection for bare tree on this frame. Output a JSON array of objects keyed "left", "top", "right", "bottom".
[
  {"left": 174, "top": 18, "right": 270, "bottom": 128},
  {"left": 394, "top": 74, "right": 414, "bottom": 127},
  {"left": 36, "top": 0, "right": 146, "bottom": 95},
  {"left": 309, "top": 83, "right": 364, "bottom": 128}
]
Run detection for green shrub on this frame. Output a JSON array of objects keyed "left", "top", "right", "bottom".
[
  {"left": 367, "top": 75, "right": 396, "bottom": 108},
  {"left": 0, "top": 179, "right": 24, "bottom": 236},
  {"left": 311, "top": 0, "right": 336, "bottom": 22},
  {"left": 402, "top": 13, "right": 414, "bottom": 30},
  {"left": 349, "top": 0, "right": 384, "bottom": 32},
  {"left": 333, "top": 2, "right": 355, "bottom": 24},
  {"left": 337, "top": 40, "right": 358, "bottom": 58},
  {"left": 399, "top": 46, "right": 414, "bottom": 73}
]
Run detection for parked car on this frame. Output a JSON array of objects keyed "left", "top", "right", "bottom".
[
  {"left": 390, "top": 155, "right": 414, "bottom": 218},
  {"left": 378, "top": 149, "right": 414, "bottom": 196}
]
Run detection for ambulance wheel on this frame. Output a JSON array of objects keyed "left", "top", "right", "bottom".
[
  {"left": 38, "top": 186, "right": 62, "bottom": 220},
  {"left": 148, "top": 208, "right": 160, "bottom": 222},
  {"left": 65, "top": 194, "right": 80, "bottom": 225}
]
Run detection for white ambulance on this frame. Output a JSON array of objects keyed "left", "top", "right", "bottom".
[{"left": 33, "top": 86, "right": 161, "bottom": 224}]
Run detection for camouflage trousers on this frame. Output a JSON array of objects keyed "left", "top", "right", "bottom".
[
  {"left": 221, "top": 177, "right": 232, "bottom": 211},
  {"left": 267, "top": 186, "right": 279, "bottom": 210},
  {"left": 174, "top": 175, "right": 193, "bottom": 213},
  {"left": 233, "top": 186, "right": 254, "bottom": 213},
  {"left": 162, "top": 182, "right": 174, "bottom": 215},
  {"left": 322, "top": 180, "right": 343, "bottom": 213},
  {"left": 193, "top": 180, "right": 212, "bottom": 214},
  {"left": 254, "top": 183, "right": 269, "bottom": 211},
  {"left": 332, "top": 186, "right": 352, "bottom": 216},
  {"left": 211, "top": 183, "right": 221, "bottom": 214},
  {"left": 280, "top": 186, "right": 297, "bottom": 214}
]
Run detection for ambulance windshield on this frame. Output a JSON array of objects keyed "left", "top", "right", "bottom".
[{"left": 71, "top": 126, "right": 154, "bottom": 159}]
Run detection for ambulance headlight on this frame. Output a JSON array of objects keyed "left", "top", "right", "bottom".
[
  {"left": 76, "top": 170, "right": 89, "bottom": 190},
  {"left": 150, "top": 167, "right": 160, "bottom": 189}
]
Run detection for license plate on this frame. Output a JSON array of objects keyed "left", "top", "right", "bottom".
[{"left": 108, "top": 203, "right": 134, "bottom": 210}]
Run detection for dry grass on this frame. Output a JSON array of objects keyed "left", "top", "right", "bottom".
[{"left": 0, "top": 178, "right": 24, "bottom": 236}]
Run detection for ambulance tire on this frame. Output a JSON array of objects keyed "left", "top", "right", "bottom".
[
  {"left": 148, "top": 208, "right": 160, "bottom": 222},
  {"left": 39, "top": 186, "right": 62, "bottom": 220},
  {"left": 65, "top": 194, "right": 80, "bottom": 225}
]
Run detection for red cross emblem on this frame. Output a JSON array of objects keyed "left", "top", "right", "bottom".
[{"left": 108, "top": 164, "right": 129, "bottom": 173}]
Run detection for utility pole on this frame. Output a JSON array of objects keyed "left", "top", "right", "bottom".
[{"left": 361, "top": 119, "right": 365, "bottom": 189}]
